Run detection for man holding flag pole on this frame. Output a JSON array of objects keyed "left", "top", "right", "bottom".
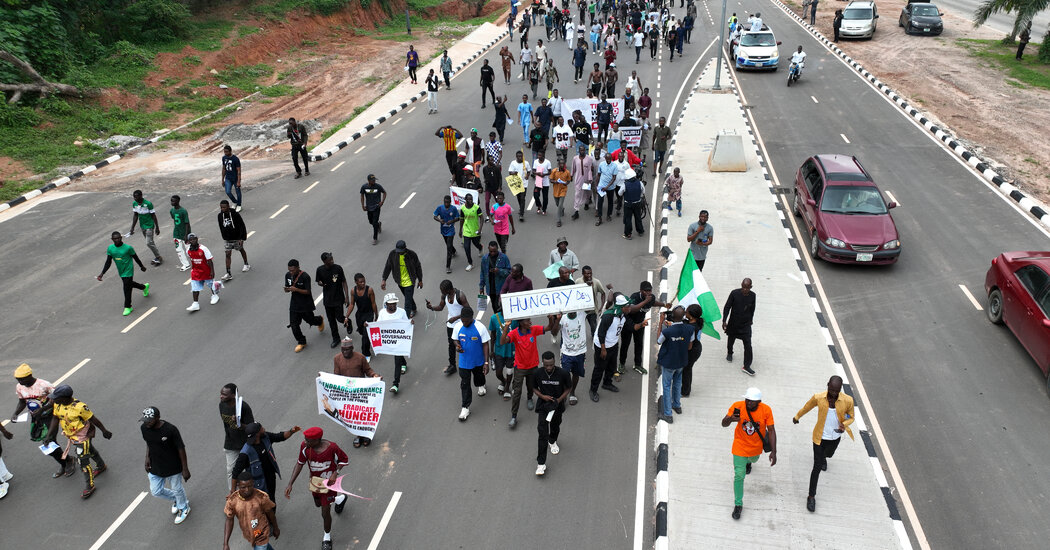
[{"left": 675, "top": 249, "right": 723, "bottom": 341}]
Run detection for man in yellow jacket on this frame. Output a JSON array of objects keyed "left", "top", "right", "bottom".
[{"left": 792, "top": 375, "right": 854, "bottom": 513}]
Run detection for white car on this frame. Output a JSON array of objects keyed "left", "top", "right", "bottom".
[
  {"left": 734, "top": 29, "right": 781, "bottom": 70},
  {"left": 840, "top": 0, "right": 879, "bottom": 39}
]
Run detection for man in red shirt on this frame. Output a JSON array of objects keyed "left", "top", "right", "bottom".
[
  {"left": 185, "top": 233, "right": 220, "bottom": 312},
  {"left": 500, "top": 316, "right": 557, "bottom": 428},
  {"left": 610, "top": 145, "right": 641, "bottom": 168},
  {"left": 284, "top": 427, "right": 349, "bottom": 550}
]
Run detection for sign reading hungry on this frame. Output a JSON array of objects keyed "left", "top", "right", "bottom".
[{"left": 500, "top": 284, "right": 596, "bottom": 320}]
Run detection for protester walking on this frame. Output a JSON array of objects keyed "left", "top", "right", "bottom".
[
  {"left": 493, "top": 95, "right": 510, "bottom": 141},
  {"left": 185, "top": 233, "right": 220, "bottom": 312},
  {"left": 686, "top": 210, "right": 713, "bottom": 270},
  {"left": 360, "top": 174, "right": 387, "bottom": 245},
  {"left": 664, "top": 168, "right": 684, "bottom": 217},
  {"left": 618, "top": 281, "right": 667, "bottom": 377},
  {"left": 10, "top": 364, "right": 72, "bottom": 479},
  {"left": 284, "top": 427, "right": 349, "bottom": 550},
  {"left": 224, "top": 471, "right": 280, "bottom": 549},
  {"left": 480, "top": 59, "right": 496, "bottom": 107},
  {"left": 219, "top": 383, "right": 255, "bottom": 483},
  {"left": 231, "top": 422, "right": 302, "bottom": 502},
  {"left": 220, "top": 145, "right": 243, "bottom": 211},
  {"left": 793, "top": 375, "right": 855, "bottom": 512},
  {"left": 452, "top": 307, "right": 490, "bottom": 421},
  {"left": 170, "top": 195, "right": 191, "bottom": 271},
  {"left": 434, "top": 195, "right": 460, "bottom": 273},
  {"left": 440, "top": 50, "right": 453, "bottom": 88},
  {"left": 426, "top": 69, "right": 440, "bottom": 113},
  {"left": 97, "top": 231, "right": 149, "bottom": 317},
  {"left": 347, "top": 274, "right": 379, "bottom": 358},
  {"left": 316, "top": 253, "right": 350, "bottom": 348},
  {"left": 381, "top": 240, "right": 424, "bottom": 318},
  {"left": 129, "top": 189, "right": 163, "bottom": 266},
  {"left": 722, "top": 387, "right": 776, "bottom": 520},
  {"left": 723, "top": 278, "right": 757, "bottom": 375},
  {"left": 459, "top": 193, "right": 485, "bottom": 270},
  {"left": 46, "top": 385, "right": 113, "bottom": 499},
  {"left": 501, "top": 314, "right": 556, "bottom": 428},
  {"left": 140, "top": 406, "right": 191, "bottom": 524},
  {"left": 532, "top": 351, "right": 572, "bottom": 476},
  {"left": 287, "top": 117, "right": 310, "bottom": 178},
  {"left": 682, "top": 304, "right": 703, "bottom": 397},
  {"left": 590, "top": 293, "right": 630, "bottom": 402},
  {"left": 427, "top": 280, "right": 470, "bottom": 375},
  {"left": 285, "top": 259, "right": 325, "bottom": 353},
  {"left": 217, "top": 200, "right": 250, "bottom": 281},
  {"left": 374, "top": 294, "right": 411, "bottom": 394},
  {"left": 332, "top": 336, "right": 382, "bottom": 445},
  {"left": 405, "top": 44, "right": 420, "bottom": 83},
  {"left": 551, "top": 310, "right": 587, "bottom": 405}
]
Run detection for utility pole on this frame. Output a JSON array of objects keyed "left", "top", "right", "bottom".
[
  {"left": 713, "top": 0, "right": 728, "bottom": 90},
  {"left": 406, "top": 9, "right": 412, "bottom": 34}
]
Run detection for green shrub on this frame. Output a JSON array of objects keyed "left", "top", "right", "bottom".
[
  {"left": 1039, "top": 30, "right": 1050, "bottom": 63},
  {"left": 122, "top": 0, "right": 193, "bottom": 44},
  {"left": 0, "top": 102, "right": 40, "bottom": 128}
]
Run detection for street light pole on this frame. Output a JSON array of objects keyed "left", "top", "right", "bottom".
[{"left": 713, "top": 0, "right": 728, "bottom": 90}]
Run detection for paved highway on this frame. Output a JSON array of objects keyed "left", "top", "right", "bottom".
[
  {"left": 728, "top": 1, "right": 1050, "bottom": 547},
  {"left": 0, "top": 9, "right": 715, "bottom": 549}
]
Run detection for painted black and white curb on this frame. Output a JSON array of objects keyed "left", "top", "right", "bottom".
[
  {"left": 721, "top": 60, "right": 914, "bottom": 550},
  {"left": 0, "top": 92, "right": 260, "bottom": 214},
  {"left": 769, "top": 0, "right": 1050, "bottom": 231},
  {"left": 309, "top": 30, "right": 510, "bottom": 162}
]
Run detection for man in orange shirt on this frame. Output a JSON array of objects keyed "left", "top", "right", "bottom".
[{"left": 721, "top": 387, "right": 776, "bottom": 520}]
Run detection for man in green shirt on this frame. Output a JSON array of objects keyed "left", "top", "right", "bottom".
[
  {"left": 169, "top": 195, "right": 191, "bottom": 272},
  {"left": 97, "top": 232, "right": 149, "bottom": 316},
  {"left": 458, "top": 193, "right": 485, "bottom": 272},
  {"left": 128, "top": 190, "right": 163, "bottom": 266}
]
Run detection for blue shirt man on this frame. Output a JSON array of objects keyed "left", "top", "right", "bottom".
[
  {"left": 452, "top": 307, "right": 490, "bottom": 420},
  {"left": 656, "top": 307, "right": 694, "bottom": 420}
]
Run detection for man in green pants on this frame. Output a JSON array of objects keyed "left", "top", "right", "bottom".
[{"left": 721, "top": 387, "right": 777, "bottom": 520}]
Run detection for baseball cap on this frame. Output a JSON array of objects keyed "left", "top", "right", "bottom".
[
  {"left": 186, "top": 232, "right": 197, "bottom": 239},
  {"left": 13, "top": 363, "right": 31, "bottom": 378},
  {"left": 52, "top": 384, "right": 73, "bottom": 399},
  {"left": 384, "top": 293, "right": 400, "bottom": 304},
  {"left": 140, "top": 406, "right": 159, "bottom": 422},
  {"left": 610, "top": 62, "right": 616, "bottom": 67},
  {"left": 742, "top": 387, "right": 762, "bottom": 401},
  {"left": 243, "top": 422, "right": 262, "bottom": 438},
  {"left": 395, "top": 240, "right": 407, "bottom": 252},
  {"left": 614, "top": 295, "right": 629, "bottom": 306},
  {"left": 458, "top": 152, "right": 467, "bottom": 158}
]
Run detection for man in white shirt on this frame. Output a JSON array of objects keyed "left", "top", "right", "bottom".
[
  {"left": 548, "top": 89, "right": 564, "bottom": 121},
  {"left": 551, "top": 116, "right": 574, "bottom": 164},
  {"left": 507, "top": 150, "right": 530, "bottom": 220},
  {"left": 532, "top": 151, "right": 553, "bottom": 215},
  {"left": 750, "top": 13, "right": 763, "bottom": 31},
  {"left": 519, "top": 46, "right": 534, "bottom": 80},
  {"left": 633, "top": 28, "right": 645, "bottom": 63},
  {"left": 534, "top": 39, "right": 549, "bottom": 66},
  {"left": 552, "top": 311, "right": 588, "bottom": 405},
  {"left": 790, "top": 45, "right": 807, "bottom": 75},
  {"left": 375, "top": 293, "right": 411, "bottom": 392}
]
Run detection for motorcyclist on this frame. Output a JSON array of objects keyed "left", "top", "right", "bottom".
[{"left": 791, "top": 46, "right": 807, "bottom": 77}]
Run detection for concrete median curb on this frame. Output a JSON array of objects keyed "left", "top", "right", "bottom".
[{"left": 769, "top": 0, "right": 1050, "bottom": 232}]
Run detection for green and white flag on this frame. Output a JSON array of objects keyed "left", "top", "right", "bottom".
[{"left": 676, "top": 250, "right": 722, "bottom": 339}]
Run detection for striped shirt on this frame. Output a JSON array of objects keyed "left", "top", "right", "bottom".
[{"left": 439, "top": 128, "right": 461, "bottom": 151}]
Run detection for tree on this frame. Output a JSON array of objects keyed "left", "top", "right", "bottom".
[
  {"left": 0, "top": 51, "right": 94, "bottom": 103},
  {"left": 973, "top": 0, "right": 1049, "bottom": 42}
]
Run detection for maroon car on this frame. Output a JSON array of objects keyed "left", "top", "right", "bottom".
[
  {"left": 793, "top": 154, "right": 901, "bottom": 264},
  {"left": 985, "top": 251, "right": 1050, "bottom": 382}
]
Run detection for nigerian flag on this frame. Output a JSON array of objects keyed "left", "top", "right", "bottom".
[{"left": 677, "top": 250, "right": 722, "bottom": 339}]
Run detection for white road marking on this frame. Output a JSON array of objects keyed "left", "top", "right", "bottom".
[
  {"left": 354, "top": 145, "right": 367, "bottom": 154},
  {"left": 121, "top": 306, "right": 157, "bottom": 334},
  {"left": 303, "top": 181, "right": 320, "bottom": 193},
  {"left": 392, "top": 118, "right": 402, "bottom": 126},
  {"left": 399, "top": 192, "right": 417, "bottom": 209},
  {"left": 457, "top": 138, "right": 465, "bottom": 147},
  {"left": 54, "top": 358, "right": 91, "bottom": 386},
  {"left": 528, "top": 197, "right": 536, "bottom": 211},
  {"left": 656, "top": 91, "right": 660, "bottom": 98},
  {"left": 314, "top": 294, "right": 324, "bottom": 306},
  {"left": 88, "top": 492, "right": 148, "bottom": 550},
  {"left": 840, "top": 133, "right": 851, "bottom": 144},
  {"left": 366, "top": 491, "right": 403, "bottom": 550},
  {"left": 811, "top": 95, "right": 819, "bottom": 103},
  {"left": 246, "top": 230, "right": 256, "bottom": 239},
  {"left": 885, "top": 190, "right": 901, "bottom": 206},
  {"left": 633, "top": 271, "right": 654, "bottom": 550},
  {"left": 958, "top": 284, "right": 984, "bottom": 310},
  {"left": 330, "top": 161, "right": 346, "bottom": 172},
  {"left": 407, "top": 106, "right": 416, "bottom": 113},
  {"left": 373, "top": 131, "right": 386, "bottom": 139},
  {"left": 269, "top": 205, "right": 290, "bottom": 219},
  {"left": 183, "top": 278, "right": 191, "bottom": 286}
]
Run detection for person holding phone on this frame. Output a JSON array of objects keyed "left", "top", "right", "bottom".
[
  {"left": 721, "top": 387, "right": 776, "bottom": 520},
  {"left": 793, "top": 376, "right": 854, "bottom": 513}
]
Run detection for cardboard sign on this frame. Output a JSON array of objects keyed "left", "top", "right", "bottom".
[
  {"left": 366, "top": 319, "right": 414, "bottom": 357},
  {"left": 316, "top": 372, "right": 385, "bottom": 438},
  {"left": 500, "top": 283, "right": 596, "bottom": 320},
  {"left": 450, "top": 186, "right": 480, "bottom": 207},
  {"left": 560, "top": 98, "right": 625, "bottom": 136},
  {"left": 506, "top": 174, "right": 526, "bottom": 196}
]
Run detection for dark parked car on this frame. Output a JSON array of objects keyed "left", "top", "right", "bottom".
[
  {"left": 899, "top": 2, "right": 944, "bottom": 35},
  {"left": 793, "top": 154, "right": 901, "bottom": 264},
  {"left": 985, "top": 252, "right": 1050, "bottom": 383}
]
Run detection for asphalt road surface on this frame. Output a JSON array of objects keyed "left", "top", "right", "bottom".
[
  {"left": 729, "top": 2, "right": 1050, "bottom": 547},
  {"left": 0, "top": 8, "right": 714, "bottom": 550}
]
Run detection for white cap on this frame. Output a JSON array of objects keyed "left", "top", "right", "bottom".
[
  {"left": 624, "top": 168, "right": 637, "bottom": 180},
  {"left": 614, "top": 294, "right": 630, "bottom": 306},
  {"left": 384, "top": 293, "right": 399, "bottom": 304},
  {"left": 742, "top": 387, "right": 762, "bottom": 401}
]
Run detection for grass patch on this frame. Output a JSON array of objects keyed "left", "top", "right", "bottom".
[
  {"left": 185, "top": 19, "right": 236, "bottom": 52},
  {"left": 162, "top": 126, "right": 217, "bottom": 141},
  {"left": 362, "top": 75, "right": 383, "bottom": 84},
  {"left": 1025, "top": 157, "right": 1042, "bottom": 165},
  {"left": 261, "top": 84, "right": 299, "bottom": 97},
  {"left": 957, "top": 39, "right": 1050, "bottom": 90},
  {"left": 182, "top": 55, "right": 203, "bottom": 66},
  {"left": 238, "top": 25, "right": 262, "bottom": 38},
  {"left": 406, "top": 0, "right": 448, "bottom": 9},
  {"left": 370, "top": 12, "right": 501, "bottom": 41},
  {"left": 0, "top": 180, "right": 45, "bottom": 202},
  {"left": 163, "top": 95, "right": 230, "bottom": 116},
  {"left": 214, "top": 64, "right": 275, "bottom": 92},
  {"left": 319, "top": 99, "right": 377, "bottom": 142}
]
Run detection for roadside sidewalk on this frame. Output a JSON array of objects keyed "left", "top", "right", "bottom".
[
  {"left": 657, "top": 58, "right": 906, "bottom": 549},
  {"left": 311, "top": 21, "right": 508, "bottom": 160}
]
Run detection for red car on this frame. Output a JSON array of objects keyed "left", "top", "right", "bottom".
[
  {"left": 793, "top": 154, "right": 901, "bottom": 264},
  {"left": 985, "top": 251, "right": 1050, "bottom": 380}
]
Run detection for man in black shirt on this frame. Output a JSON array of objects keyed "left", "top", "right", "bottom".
[
  {"left": 532, "top": 351, "right": 572, "bottom": 476},
  {"left": 140, "top": 406, "right": 191, "bottom": 524},
  {"left": 595, "top": 95, "right": 613, "bottom": 142},
  {"left": 571, "top": 110, "right": 591, "bottom": 147},
  {"left": 231, "top": 422, "right": 301, "bottom": 505},
  {"left": 316, "top": 252, "right": 350, "bottom": 348},
  {"left": 482, "top": 154, "right": 503, "bottom": 218},
  {"left": 529, "top": 120, "right": 549, "bottom": 162},
  {"left": 723, "top": 278, "right": 757, "bottom": 375},
  {"left": 480, "top": 59, "right": 496, "bottom": 108},
  {"left": 219, "top": 383, "right": 254, "bottom": 483},
  {"left": 287, "top": 117, "right": 309, "bottom": 178},
  {"left": 285, "top": 259, "right": 325, "bottom": 353},
  {"left": 619, "top": 281, "right": 671, "bottom": 378},
  {"left": 360, "top": 174, "right": 387, "bottom": 245}
]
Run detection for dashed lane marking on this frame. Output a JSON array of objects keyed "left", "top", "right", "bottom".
[
  {"left": 400, "top": 192, "right": 417, "bottom": 209},
  {"left": 303, "top": 181, "right": 319, "bottom": 193},
  {"left": 959, "top": 284, "right": 984, "bottom": 311},
  {"left": 121, "top": 307, "right": 157, "bottom": 334},
  {"left": 270, "top": 205, "right": 290, "bottom": 219},
  {"left": 840, "top": 133, "right": 851, "bottom": 144},
  {"left": 330, "top": 161, "right": 346, "bottom": 172}
]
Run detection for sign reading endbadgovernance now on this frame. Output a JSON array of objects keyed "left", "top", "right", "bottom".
[{"left": 500, "top": 284, "right": 596, "bottom": 320}]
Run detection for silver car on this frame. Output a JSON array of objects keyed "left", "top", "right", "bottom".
[{"left": 840, "top": 0, "right": 879, "bottom": 39}]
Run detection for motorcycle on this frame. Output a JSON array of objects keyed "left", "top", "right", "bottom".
[{"left": 787, "top": 61, "right": 802, "bottom": 86}]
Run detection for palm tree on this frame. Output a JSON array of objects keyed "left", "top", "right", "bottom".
[{"left": 973, "top": 0, "right": 1048, "bottom": 41}]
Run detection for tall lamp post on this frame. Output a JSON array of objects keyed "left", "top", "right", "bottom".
[{"left": 713, "top": 0, "right": 728, "bottom": 90}]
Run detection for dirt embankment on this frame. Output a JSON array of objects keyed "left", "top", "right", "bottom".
[{"left": 788, "top": 0, "right": 1050, "bottom": 201}]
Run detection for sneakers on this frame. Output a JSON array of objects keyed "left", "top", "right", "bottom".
[
  {"left": 465, "top": 264, "right": 473, "bottom": 271},
  {"left": 295, "top": 344, "right": 306, "bottom": 353},
  {"left": 601, "top": 383, "right": 620, "bottom": 393},
  {"left": 221, "top": 273, "right": 233, "bottom": 282},
  {"left": 673, "top": 406, "right": 683, "bottom": 414},
  {"left": 726, "top": 353, "right": 734, "bottom": 362},
  {"left": 242, "top": 264, "right": 251, "bottom": 272},
  {"left": 497, "top": 384, "right": 505, "bottom": 393},
  {"left": 807, "top": 496, "right": 816, "bottom": 513},
  {"left": 443, "top": 365, "right": 456, "bottom": 375},
  {"left": 568, "top": 394, "right": 578, "bottom": 406},
  {"left": 458, "top": 407, "right": 470, "bottom": 421},
  {"left": 658, "top": 414, "right": 674, "bottom": 424},
  {"left": 142, "top": 282, "right": 150, "bottom": 297},
  {"left": 401, "top": 364, "right": 408, "bottom": 374},
  {"left": 390, "top": 385, "right": 399, "bottom": 394},
  {"left": 503, "top": 391, "right": 511, "bottom": 400},
  {"left": 590, "top": 390, "right": 600, "bottom": 402},
  {"left": 549, "top": 441, "right": 560, "bottom": 455},
  {"left": 526, "top": 398, "right": 535, "bottom": 411},
  {"left": 186, "top": 302, "right": 200, "bottom": 312},
  {"left": 321, "top": 541, "right": 333, "bottom": 550},
  {"left": 732, "top": 505, "right": 742, "bottom": 520},
  {"left": 124, "top": 306, "right": 135, "bottom": 316},
  {"left": 508, "top": 415, "right": 517, "bottom": 429},
  {"left": 235, "top": 205, "right": 242, "bottom": 212},
  {"left": 171, "top": 504, "right": 178, "bottom": 515},
  {"left": 334, "top": 494, "right": 347, "bottom": 514},
  {"left": 178, "top": 265, "right": 190, "bottom": 272},
  {"left": 0, "top": 482, "right": 7, "bottom": 499},
  {"left": 633, "top": 365, "right": 648, "bottom": 375},
  {"left": 318, "top": 318, "right": 325, "bottom": 333},
  {"left": 477, "top": 386, "right": 487, "bottom": 396},
  {"left": 535, "top": 464, "right": 547, "bottom": 476},
  {"left": 210, "top": 293, "right": 220, "bottom": 305},
  {"left": 92, "top": 465, "right": 107, "bottom": 478},
  {"left": 742, "top": 366, "right": 756, "bottom": 376},
  {"left": 174, "top": 506, "right": 191, "bottom": 524},
  {"left": 745, "top": 462, "right": 752, "bottom": 475}
]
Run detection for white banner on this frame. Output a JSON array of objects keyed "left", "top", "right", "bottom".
[
  {"left": 367, "top": 319, "right": 414, "bottom": 357},
  {"left": 620, "top": 126, "right": 642, "bottom": 147},
  {"left": 449, "top": 186, "right": 480, "bottom": 207},
  {"left": 559, "top": 98, "right": 625, "bottom": 137},
  {"left": 500, "top": 283, "right": 596, "bottom": 320},
  {"left": 316, "top": 372, "right": 385, "bottom": 439}
]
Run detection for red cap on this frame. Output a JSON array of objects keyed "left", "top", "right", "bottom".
[{"left": 303, "top": 426, "right": 323, "bottom": 439}]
